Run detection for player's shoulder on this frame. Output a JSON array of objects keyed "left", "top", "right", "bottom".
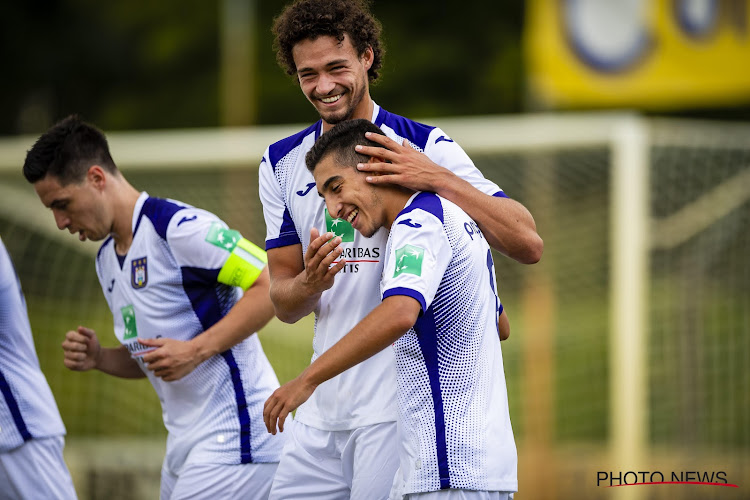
[
  {"left": 375, "top": 108, "right": 448, "bottom": 151},
  {"left": 266, "top": 121, "right": 321, "bottom": 168},
  {"left": 134, "top": 196, "right": 192, "bottom": 240},
  {"left": 393, "top": 192, "right": 446, "bottom": 233}
]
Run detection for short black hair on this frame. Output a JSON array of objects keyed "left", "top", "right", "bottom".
[
  {"left": 306, "top": 119, "right": 385, "bottom": 173},
  {"left": 272, "top": 0, "right": 385, "bottom": 82},
  {"left": 22, "top": 115, "right": 117, "bottom": 185}
]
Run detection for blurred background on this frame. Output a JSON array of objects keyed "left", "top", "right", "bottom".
[{"left": 0, "top": 1, "right": 749, "bottom": 499}]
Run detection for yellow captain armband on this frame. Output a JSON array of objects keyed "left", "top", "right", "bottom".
[{"left": 217, "top": 237, "right": 268, "bottom": 291}]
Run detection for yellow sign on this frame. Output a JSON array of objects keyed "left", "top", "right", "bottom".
[{"left": 525, "top": 0, "right": 750, "bottom": 109}]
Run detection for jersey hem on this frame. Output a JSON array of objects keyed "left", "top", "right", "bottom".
[
  {"left": 404, "top": 481, "right": 518, "bottom": 495},
  {"left": 265, "top": 234, "right": 301, "bottom": 250},
  {"left": 294, "top": 411, "right": 397, "bottom": 431}
]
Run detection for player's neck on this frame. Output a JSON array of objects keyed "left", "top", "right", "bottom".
[
  {"left": 383, "top": 189, "right": 415, "bottom": 230},
  {"left": 110, "top": 180, "right": 141, "bottom": 255}
]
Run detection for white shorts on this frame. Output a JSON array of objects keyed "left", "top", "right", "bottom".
[
  {"left": 0, "top": 436, "right": 77, "bottom": 500},
  {"left": 161, "top": 461, "right": 278, "bottom": 500},
  {"left": 403, "top": 491, "right": 514, "bottom": 500},
  {"left": 269, "top": 419, "right": 399, "bottom": 500}
]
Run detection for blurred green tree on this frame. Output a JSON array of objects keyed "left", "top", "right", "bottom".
[{"left": 0, "top": 0, "right": 524, "bottom": 133}]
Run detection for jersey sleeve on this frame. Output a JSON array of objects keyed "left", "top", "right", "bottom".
[
  {"left": 258, "top": 150, "right": 301, "bottom": 250},
  {"left": 166, "top": 208, "right": 266, "bottom": 290},
  {"left": 381, "top": 208, "right": 452, "bottom": 313},
  {"left": 424, "top": 126, "right": 507, "bottom": 199}
]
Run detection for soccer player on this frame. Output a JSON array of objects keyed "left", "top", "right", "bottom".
[
  {"left": 259, "top": 1, "right": 540, "bottom": 498},
  {"left": 0, "top": 237, "right": 78, "bottom": 500},
  {"left": 23, "top": 115, "right": 286, "bottom": 499},
  {"left": 265, "top": 119, "right": 517, "bottom": 499}
]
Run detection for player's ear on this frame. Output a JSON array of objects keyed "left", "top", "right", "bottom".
[
  {"left": 361, "top": 46, "right": 374, "bottom": 71},
  {"left": 87, "top": 165, "right": 107, "bottom": 190},
  {"left": 365, "top": 155, "right": 387, "bottom": 176}
]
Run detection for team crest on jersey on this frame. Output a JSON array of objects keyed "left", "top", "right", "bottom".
[
  {"left": 394, "top": 244, "right": 425, "bottom": 277},
  {"left": 131, "top": 257, "right": 148, "bottom": 289},
  {"left": 325, "top": 209, "right": 354, "bottom": 242}
]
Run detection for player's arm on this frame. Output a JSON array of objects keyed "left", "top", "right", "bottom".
[
  {"left": 267, "top": 228, "right": 345, "bottom": 324},
  {"left": 141, "top": 235, "right": 275, "bottom": 381},
  {"left": 62, "top": 326, "right": 145, "bottom": 379},
  {"left": 263, "top": 295, "right": 420, "bottom": 434},
  {"left": 499, "top": 308, "right": 510, "bottom": 341},
  {"left": 355, "top": 133, "right": 543, "bottom": 264}
]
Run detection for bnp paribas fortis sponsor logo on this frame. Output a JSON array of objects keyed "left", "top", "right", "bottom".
[
  {"left": 325, "top": 209, "right": 354, "bottom": 242},
  {"left": 394, "top": 244, "right": 424, "bottom": 277},
  {"left": 323, "top": 209, "right": 380, "bottom": 274}
]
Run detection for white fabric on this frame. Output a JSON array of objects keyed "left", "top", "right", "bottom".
[
  {"left": 0, "top": 436, "right": 77, "bottom": 500},
  {"left": 161, "top": 461, "right": 278, "bottom": 500},
  {"left": 382, "top": 194, "right": 517, "bottom": 494},
  {"left": 258, "top": 103, "right": 503, "bottom": 432},
  {"left": 401, "top": 491, "right": 513, "bottom": 500},
  {"left": 95, "top": 193, "right": 285, "bottom": 475},
  {"left": 269, "top": 420, "right": 400, "bottom": 500}
]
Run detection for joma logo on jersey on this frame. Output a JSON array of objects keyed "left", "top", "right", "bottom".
[
  {"left": 131, "top": 257, "right": 148, "bottom": 289},
  {"left": 394, "top": 244, "right": 425, "bottom": 277},
  {"left": 325, "top": 209, "right": 354, "bottom": 242}
]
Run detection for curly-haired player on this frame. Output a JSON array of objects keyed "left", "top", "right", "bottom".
[{"left": 260, "top": 1, "right": 542, "bottom": 498}]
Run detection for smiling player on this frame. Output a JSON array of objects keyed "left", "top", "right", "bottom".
[{"left": 264, "top": 119, "right": 517, "bottom": 499}]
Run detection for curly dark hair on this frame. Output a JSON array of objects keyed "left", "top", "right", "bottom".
[
  {"left": 272, "top": 0, "right": 385, "bottom": 82},
  {"left": 22, "top": 115, "right": 117, "bottom": 185}
]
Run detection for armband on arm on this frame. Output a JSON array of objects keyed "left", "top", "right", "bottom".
[{"left": 217, "top": 237, "right": 268, "bottom": 291}]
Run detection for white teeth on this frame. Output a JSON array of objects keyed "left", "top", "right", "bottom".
[
  {"left": 347, "top": 209, "right": 358, "bottom": 223},
  {"left": 321, "top": 94, "right": 342, "bottom": 103}
]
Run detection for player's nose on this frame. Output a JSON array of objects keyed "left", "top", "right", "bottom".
[
  {"left": 316, "top": 73, "right": 336, "bottom": 95},
  {"left": 53, "top": 210, "right": 69, "bottom": 230}
]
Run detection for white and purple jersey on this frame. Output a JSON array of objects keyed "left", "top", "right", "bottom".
[
  {"left": 0, "top": 237, "right": 66, "bottom": 452},
  {"left": 259, "top": 103, "right": 506, "bottom": 431},
  {"left": 382, "top": 192, "right": 517, "bottom": 494},
  {"left": 95, "top": 193, "right": 285, "bottom": 474}
]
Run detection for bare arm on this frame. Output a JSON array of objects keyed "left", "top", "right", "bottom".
[
  {"left": 62, "top": 326, "right": 145, "bottom": 379},
  {"left": 139, "top": 266, "right": 276, "bottom": 381},
  {"left": 267, "top": 228, "right": 346, "bottom": 323},
  {"left": 263, "top": 295, "right": 420, "bottom": 434},
  {"left": 356, "top": 132, "right": 543, "bottom": 264},
  {"left": 499, "top": 309, "right": 510, "bottom": 341}
]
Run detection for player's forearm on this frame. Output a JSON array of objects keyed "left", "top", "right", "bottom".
[
  {"left": 190, "top": 280, "right": 276, "bottom": 361},
  {"left": 96, "top": 346, "right": 146, "bottom": 379},
  {"left": 301, "top": 297, "right": 419, "bottom": 387},
  {"left": 436, "top": 175, "right": 543, "bottom": 264},
  {"left": 269, "top": 273, "right": 321, "bottom": 323}
]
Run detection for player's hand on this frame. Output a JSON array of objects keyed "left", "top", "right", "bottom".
[
  {"left": 301, "top": 228, "right": 345, "bottom": 293},
  {"left": 62, "top": 326, "right": 101, "bottom": 372},
  {"left": 355, "top": 132, "right": 454, "bottom": 192},
  {"left": 263, "top": 374, "right": 317, "bottom": 434},
  {"left": 139, "top": 338, "right": 200, "bottom": 382}
]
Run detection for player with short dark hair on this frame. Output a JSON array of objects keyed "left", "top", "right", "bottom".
[
  {"left": 265, "top": 119, "right": 516, "bottom": 499},
  {"left": 24, "top": 115, "right": 286, "bottom": 499}
]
